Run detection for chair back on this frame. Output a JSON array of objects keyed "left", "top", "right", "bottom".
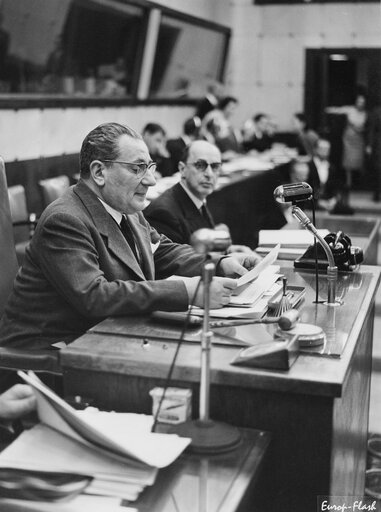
[
  {"left": 39, "top": 175, "right": 70, "bottom": 207},
  {"left": 0, "top": 158, "right": 19, "bottom": 318},
  {"left": 8, "top": 184, "right": 29, "bottom": 244}
]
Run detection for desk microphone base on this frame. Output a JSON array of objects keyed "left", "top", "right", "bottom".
[{"left": 171, "top": 419, "right": 241, "bottom": 454}]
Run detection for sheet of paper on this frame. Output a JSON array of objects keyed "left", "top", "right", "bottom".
[
  {"left": 18, "top": 371, "right": 190, "bottom": 469},
  {"left": 0, "top": 496, "right": 131, "bottom": 512},
  {"left": 230, "top": 266, "right": 280, "bottom": 306},
  {"left": 0, "top": 424, "right": 156, "bottom": 485},
  {"left": 236, "top": 244, "right": 280, "bottom": 287}
]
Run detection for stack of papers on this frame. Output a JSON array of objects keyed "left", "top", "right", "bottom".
[{"left": 0, "top": 371, "right": 190, "bottom": 504}]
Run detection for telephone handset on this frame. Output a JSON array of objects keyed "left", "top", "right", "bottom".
[{"left": 294, "top": 231, "right": 364, "bottom": 271}]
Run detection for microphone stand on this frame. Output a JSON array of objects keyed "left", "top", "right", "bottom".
[
  {"left": 173, "top": 258, "right": 241, "bottom": 453},
  {"left": 292, "top": 206, "right": 340, "bottom": 305}
]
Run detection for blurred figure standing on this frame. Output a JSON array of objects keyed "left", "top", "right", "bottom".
[
  {"left": 201, "top": 96, "right": 241, "bottom": 158},
  {"left": 166, "top": 116, "right": 201, "bottom": 176},
  {"left": 326, "top": 92, "right": 368, "bottom": 193},
  {"left": 196, "top": 81, "right": 223, "bottom": 120}
]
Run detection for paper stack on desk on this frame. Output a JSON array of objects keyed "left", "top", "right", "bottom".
[{"left": 0, "top": 371, "right": 190, "bottom": 503}]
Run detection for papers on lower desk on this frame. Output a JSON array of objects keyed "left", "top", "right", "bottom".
[{"left": 0, "top": 371, "right": 191, "bottom": 503}]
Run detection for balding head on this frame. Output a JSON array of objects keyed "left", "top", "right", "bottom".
[{"left": 179, "top": 141, "right": 222, "bottom": 201}]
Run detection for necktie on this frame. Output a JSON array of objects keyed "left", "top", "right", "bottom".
[
  {"left": 120, "top": 215, "right": 139, "bottom": 260},
  {"left": 200, "top": 204, "right": 215, "bottom": 228}
]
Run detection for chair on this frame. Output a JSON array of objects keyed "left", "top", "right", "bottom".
[
  {"left": 7, "top": 184, "right": 37, "bottom": 266},
  {"left": 0, "top": 157, "right": 61, "bottom": 382},
  {"left": 38, "top": 175, "right": 70, "bottom": 208}
]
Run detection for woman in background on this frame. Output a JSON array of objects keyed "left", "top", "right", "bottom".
[{"left": 326, "top": 92, "right": 368, "bottom": 191}]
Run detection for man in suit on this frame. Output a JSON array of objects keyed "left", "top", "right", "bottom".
[
  {"left": 142, "top": 123, "right": 172, "bottom": 177},
  {"left": 307, "top": 138, "right": 345, "bottom": 212},
  {"left": 0, "top": 123, "right": 257, "bottom": 350},
  {"left": 242, "top": 113, "right": 273, "bottom": 153},
  {"left": 145, "top": 140, "right": 255, "bottom": 254}
]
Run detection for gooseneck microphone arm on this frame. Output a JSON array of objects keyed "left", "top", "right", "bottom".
[{"left": 291, "top": 206, "right": 338, "bottom": 305}]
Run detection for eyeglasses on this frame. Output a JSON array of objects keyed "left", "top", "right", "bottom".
[
  {"left": 187, "top": 159, "right": 222, "bottom": 174},
  {"left": 102, "top": 160, "right": 157, "bottom": 178}
]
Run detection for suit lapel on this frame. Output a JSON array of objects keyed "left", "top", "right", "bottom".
[
  {"left": 174, "top": 183, "right": 211, "bottom": 235},
  {"left": 129, "top": 214, "right": 155, "bottom": 280},
  {"left": 73, "top": 181, "right": 146, "bottom": 280}
]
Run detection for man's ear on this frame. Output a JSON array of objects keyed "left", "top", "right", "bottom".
[
  {"left": 178, "top": 161, "right": 185, "bottom": 176},
  {"left": 89, "top": 160, "right": 106, "bottom": 186}
]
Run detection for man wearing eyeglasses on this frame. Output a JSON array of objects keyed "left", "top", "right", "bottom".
[
  {"left": 0, "top": 123, "right": 258, "bottom": 351},
  {"left": 145, "top": 140, "right": 255, "bottom": 254}
]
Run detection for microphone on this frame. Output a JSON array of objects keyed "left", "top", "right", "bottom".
[
  {"left": 190, "top": 228, "right": 231, "bottom": 254},
  {"left": 274, "top": 182, "right": 313, "bottom": 204}
]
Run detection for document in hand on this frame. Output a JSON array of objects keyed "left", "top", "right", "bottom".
[
  {"left": 17, "top": 371, "right": 190, "bottom": 469},
  {"left": 235, "top": 244, "right": 280, "bottom": 288}
]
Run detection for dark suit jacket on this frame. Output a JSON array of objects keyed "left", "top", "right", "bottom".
[
  {"left": 0, "top": 181, "right": 205, "bottom": 349},
  {"left": 196, "top": 95, "right": 218, "bottom": 120},
  {"left": 144, "top": 183, "right": 214, "bottom": 245},
  {"left": 243, "top": 133, "right": 273, "bottom": 153},
  {"left": 166, "top": 137, "right": 187, "bottom": 175},
  {"left": 308, "top": 159, "right": 340, "bottom": 201}
]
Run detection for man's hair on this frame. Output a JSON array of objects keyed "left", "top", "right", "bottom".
[
  {"left": 180, "top": 141, "right": 220, "bottom": 164},
  {"left": 142, "top": 123, "right": 166, "bottom": 136},
  {"left": 218, "top": 96, "right": 238, "bottom": 111},
  {"left": 79, "top": 122, "right": 141, "bottom": 177},
  {"left": 254, "top": 113, "right": 267, "bottom": 124}
]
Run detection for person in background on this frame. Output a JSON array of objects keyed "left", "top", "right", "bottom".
[
  {"left": 166, "top": 116, "right": 201, "bottom": 176},
  {"left": 0, "top": 123, "right": 257, "bottom": 350},
  {"left": 292, "top": 113, "right": 319, "bottom": 156},
  {"left": 142, "top": 123, "right": 171, "bottom": 177},
  {"left": 242, "top": 113, "right": 273, "bottom": 153},
  {"left": 308, "top": 138, "right": 347, "bottom": 213},
  {"left": 366, "top": 104, "right": 381, "bottom": 202},
  {"left": 145, "top": 140, "right": 257, "bottom": 255},
  {"left": 201, "top": 96, "right": 241, "bottom": 159},
  {"left": 195, "top": 81, "right": 223, "bottom": 120},
  {"left": 326, "top": 91, "right": 368, "bottom": 195}
]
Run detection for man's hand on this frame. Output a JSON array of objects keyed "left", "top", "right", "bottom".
[
  {"left": 183, "top": 276, "right": 237, "bottom": 309},
  {"left": 0, "top": 384, "right": 36, "bottom": 422},
  {"left": 218, "top": 253, "right": 262, "bottom": 277}
]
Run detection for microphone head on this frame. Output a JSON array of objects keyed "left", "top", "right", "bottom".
[
  {"left": 274, "top": 182, "right": 313, "bottom": 204},
  {"left": 190, "top": 228, "right": 232, "bottom": 254}
]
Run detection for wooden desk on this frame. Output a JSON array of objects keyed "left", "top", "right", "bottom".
[
  {"left": 134, "top": 428, "right": 269, "bottom": 512},
  {"left": 61, "top": 266, "right": 381, "bottom": 511}
]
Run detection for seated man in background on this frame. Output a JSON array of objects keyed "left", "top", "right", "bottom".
[
  {"left": 0, "top": 123, "right": 257, "bottom": 350},
  {"left": 142, "top": 122, "right": 172, "bottom": 177},
  {"left": 242, "top": 113, "right": 273, "bottom": 153},
  {"left": 145, "top": 140, "right": 256, "bottom": 255},
  {"left": 308, "top": 137, "right": 351, "bottom": 214},
  {"left": 166, "top": 116, "right": 201, "bottom": 176}
]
